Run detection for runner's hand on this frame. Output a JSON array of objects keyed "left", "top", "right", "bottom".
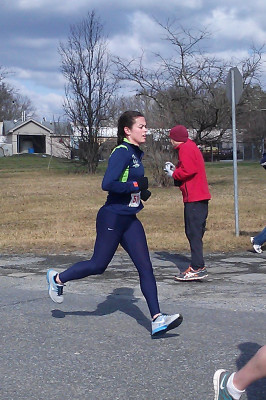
[
  {"left": 141, "top": 189, "right": 151, "bottom": 201},
  {"left": 136, "top": 176, "right": 149, "bottom": 190}
]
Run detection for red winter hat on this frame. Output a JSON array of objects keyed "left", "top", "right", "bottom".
[{"left": 169, "top": 125, "right": 188, "bottom": 142}]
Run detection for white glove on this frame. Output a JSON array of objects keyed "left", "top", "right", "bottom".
[
  {"left": 165, "top": 162, "right": 175, "bottom": 171},
  {"left": 164, "top": 161, "right": 175, "bottom": 177}
]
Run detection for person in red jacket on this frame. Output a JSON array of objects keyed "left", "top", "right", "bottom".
[{"left": 164, "top": 125, "right": 211, "bottom": 281}]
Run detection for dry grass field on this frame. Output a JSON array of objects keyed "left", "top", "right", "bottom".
[{"left": 0, "top": 154, "right": 264, "bottom": 254}]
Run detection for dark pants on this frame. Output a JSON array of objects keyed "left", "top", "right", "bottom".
[
  {"left": 59, "top": 206, "right": 160, "bottom": 318},
  {"left": 253, "top": 227, "right": 266, "bottom": 246},
  {"left": 184, "top": 200, "right": 209, "bottom": 269}
]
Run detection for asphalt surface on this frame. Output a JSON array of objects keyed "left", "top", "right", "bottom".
[{"left": 0, "top": 249, "right": 265, "bottom": 400}]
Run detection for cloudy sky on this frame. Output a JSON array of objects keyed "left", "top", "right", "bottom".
[{"left": 1, "top": 0, "right": 266, "bottom": 120}]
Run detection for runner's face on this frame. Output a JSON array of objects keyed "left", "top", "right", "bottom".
[{"left": 125, "top": 117, "right": 147, "bottom": 146}]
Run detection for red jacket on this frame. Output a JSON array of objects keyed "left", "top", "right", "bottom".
[{"left": 172, "top": 139, "right": 211, "bottom": 203}]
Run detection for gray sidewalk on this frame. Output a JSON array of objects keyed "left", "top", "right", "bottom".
[{"left": 0, "top": 250, "right": 265, "bottom": 399}]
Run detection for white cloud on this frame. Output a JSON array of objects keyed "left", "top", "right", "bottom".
[
  {"left": 108, "top": 11, "right": 167, "bottom": 63},
  {"left": 14, "top": 0, "right": 204, "bottom": 19},
  {"left": 209, "top": 49, "right": 249, "bottom": 61},
  {"left": 108, "top": 0, "right": 203, "bottom": 10},
  {"left": 31, "top": 92, "right": 65, "bottom": 120},
  {"left": 6, "top": 69, "right": 65, "bottom": 120},
  {"left": 25, "top": 88, "right": 64, "bottom": 120},
  {"left": 14, "top": 37, "right": 56, "bottom": 49},
  {"left": 8, "top": 68, "right": 65, "bottom": 91},
  {"left": 6, "top": 74, "right": 64, "bottom": 120},
  {"left": 203, "top": 7, "right": 266, "bottom": 44},
  {"left": 16, "top": 0, "right": 91, "bottom": 13},
  {"left": 130, "top": 11, "right": 163, "bottom": 44}
]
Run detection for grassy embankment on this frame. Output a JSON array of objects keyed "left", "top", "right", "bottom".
[{"left": 0, "top": 154, "right": 264, "bottom": 254}]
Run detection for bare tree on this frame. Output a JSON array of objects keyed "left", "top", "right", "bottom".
[
  {"left": 0, "top": 82, "right": 16, "bottom": 120},
  {"left": 59, "top": 10, "right": 119, "bottom": 173},
  {"left": 114, "top": 20, "right": 265, "bottom": 184},
  {"left": 114, "top": 20, "right": 265, "bottom": 143},
  {"left": 0, "top": 81, "right": 35, "bottom": 121}
]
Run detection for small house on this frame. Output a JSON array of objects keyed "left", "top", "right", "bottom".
[{"left": 0, "top": 118, "right": 72, "bottom": 158}]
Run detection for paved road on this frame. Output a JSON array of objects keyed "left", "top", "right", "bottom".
[{"left": 0, "top": 250, "right": 265, "bottom": 400}]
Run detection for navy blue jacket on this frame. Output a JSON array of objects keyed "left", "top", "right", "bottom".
[{"left": 102, "top": 139, "right": 145, "bottom": 215}]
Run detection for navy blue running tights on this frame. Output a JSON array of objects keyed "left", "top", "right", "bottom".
[{"left": 59, "top": 206, "right": 160, "bottom": 318}]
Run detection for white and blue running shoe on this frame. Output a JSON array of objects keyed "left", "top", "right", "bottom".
[
  {"left": 47, "top": 269, "right": 64, "bottom": 303},
  {"left": 151, "top": 313, "right": 183, "bottom": 336}
]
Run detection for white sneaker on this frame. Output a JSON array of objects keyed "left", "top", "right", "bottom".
[
  {"left": 47, "top": 269, "right": 64, "bottom": 303},
  {"left": 253, "top": 244, "right": 262, "bottom": 254},
  {"left": 151, "top": 313, "right": 183, "bottom": 336},
  {"left": 250, "top": 237, "right": 262, "bottom": 254}
]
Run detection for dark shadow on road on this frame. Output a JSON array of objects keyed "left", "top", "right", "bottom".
[
  {"left": 246, "top": 248, "right": 265, "bottom": 254},
  {"left": 151, "top": 332, "right": 180, "bottom": 340},
  {"left": 236, "top": 342, "right": 266, "bottom": 399},
  {"left": 154, "top": 251, "right": 190, "bottom": 273},
  {"left": 51, "top": 287, "right": 181, "bottom": 338},
  {"left": 52, "top": 287, "right": 151, "bottom": 333}
]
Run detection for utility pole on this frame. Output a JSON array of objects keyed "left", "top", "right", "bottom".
[{"left": 226, "top": 67, "right": 243, "bottom": 237}]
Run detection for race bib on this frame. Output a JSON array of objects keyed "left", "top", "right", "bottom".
[{"left": 129, "top": 192, "right": 141, "bottom": 207}]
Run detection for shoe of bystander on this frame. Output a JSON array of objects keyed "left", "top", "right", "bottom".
[
  {"left": 174, "top": 266, "right": 208, "bottom": 281},
  {"left": 250, "top": 237, "right": 262, "bottom": 254}
]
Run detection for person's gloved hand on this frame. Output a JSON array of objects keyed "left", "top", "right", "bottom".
[
  {"left": 141, "top": 189, "right": 151, "bottom": 201},
  {"left": 165, "top": 161, "right": 175, "bottom": 171},
  {"left": 136, "top": 176, "right": 149, "bottom": 191},
  {"left": 164, "top": 161, "right": 175, "bottom": 177}
]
